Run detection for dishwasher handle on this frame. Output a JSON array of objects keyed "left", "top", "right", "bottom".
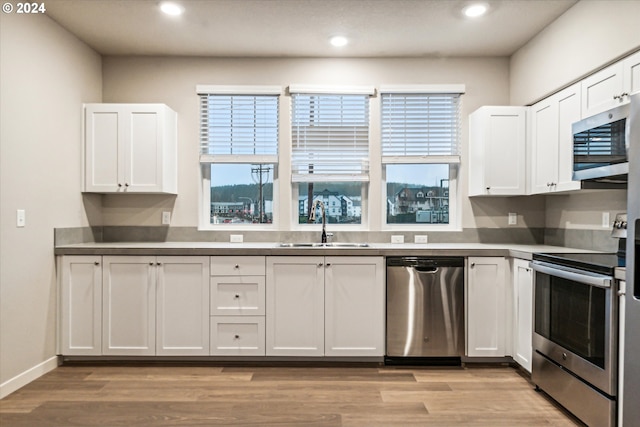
[{"left": 414, "top": 266, "right": 438, "bottom": 273}]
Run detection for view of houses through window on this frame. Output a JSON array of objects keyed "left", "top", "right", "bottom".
[
  {"left": 386, "top": 164, "right": 449, "bottom": 224},
  {"left": 298, "top": 182, "right": 362, "bottom": 224}
]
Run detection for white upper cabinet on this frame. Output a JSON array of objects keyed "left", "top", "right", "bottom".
[
  {"left": 84, "top": 104, "right": 177, "bottom": 194},
  {"left": 468, "top": 106, "right": 527, "bottom": 196},
  {"left": 581, "top": 50, "right": 640, "bottom": 118},
  {"left": 530, "top": 83, "right": 581, "bottom": 194}
]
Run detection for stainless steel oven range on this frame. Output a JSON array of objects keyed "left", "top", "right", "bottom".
[{"left": 531, "top": 252, "right": 621, "bottom": 427}]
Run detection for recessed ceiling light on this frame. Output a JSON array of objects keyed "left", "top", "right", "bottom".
[
  {"left": 160, "top": 2, "right": 184, "bottom": 16},
  {"left": 463, "top": 3, "right": 488, "bottom": 18},
  {"left": 330, "top": 36, "right": 349, "bottom": 47}
]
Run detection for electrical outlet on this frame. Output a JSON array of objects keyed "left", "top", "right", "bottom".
[
  {"left": 16, "top": 209, "right": 25, "bottom": 227},
  {"left": 230, "top": 234, "right": 243, "bottom": 243},
  {"left": 391, "top": 235, "right": 404, "bottom": 244},
  {"left": 414, "top": 235, "right": 428, "bottom": 244},
  {"left": 602, "top": 212, "right": 610, "bottom": 228},
  {"left": 508, "top": 212, "right": 517, "bottom": 225},
  {"left": 161, "top": 211, "right": 171, "bottom": 225}
]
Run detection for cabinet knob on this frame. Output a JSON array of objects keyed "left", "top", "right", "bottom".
[
  {"left": 125, "top": 183, "right": 129, "bottom": 187},
  {"left": 326, "top": 263, "right": 331, "bottom": 267},
  {"left": 234, "top": 264, "right": 239, "bottom": 269},
  {"left": 234, "top": 335, "right": 240, "bottom": 339},
  {"left": 234, "top": 294, "right": 240, "bottom": 299},
  {"left": 149, "top": 262, "right": 154, "bottom": 266},
  {"left": 470, "top": 263, "right": 475, "bottom": 267},
  {"left": 485, "top": 187, "right": 490, "bottom": 191},
  {"left": 156, "top": 262, "right": 161, "bottom": 266},
  {"left": 317, "top": 263, "right": 324, "bottom": 267},
  {"left": 118, "top": 183, "right": 123, "bottom": 187},
  {"left": 94, "top": 261, "right": 100, "bottom": 266}
]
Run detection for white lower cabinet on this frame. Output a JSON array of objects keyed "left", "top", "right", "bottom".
[
  {"left": 266, "top": 256, "right": 385, "bottom": 357},
  {"left": 209, "top": 256, "right": 266, "bottom": 355},
  {"left": 59, "top": 256, "right": 103, "bottom": 355},
  {"left": 101, "top": 256, "right": 209, "bottom": 356},
  {"left": 466, "top": 257, "right": 509, "bottom": 357},
  {"left": 512, "top": 258, "right": 533, "bottom": 372}
]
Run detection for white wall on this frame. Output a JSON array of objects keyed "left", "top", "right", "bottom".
[
  {"left": 101, "top": 56, "right": 545, "bottom": 231},
  {"left": 0, "top": 13, "right": 102, "bottom": 395},
  {"left": 510, "top": 0, "right": 640, "bottom": 105}
]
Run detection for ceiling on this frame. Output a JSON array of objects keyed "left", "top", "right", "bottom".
[{"left": 44, "top": 0, "right": 578, "bottom": 58}]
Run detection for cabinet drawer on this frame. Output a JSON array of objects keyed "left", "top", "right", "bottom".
[
  {"left": 210, "top": 276, "right": 265, "bottom": 315},
  {"left": 210, "top": 256, "right": 265, "bottom": 276},
  {"left": 210, "top": 316, "right": 265, "bottom": 355}
]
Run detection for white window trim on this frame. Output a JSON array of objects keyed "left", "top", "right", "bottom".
[
  {"left": 379, "top": 86, "right": 464, "bottom": 232},
  {"left": 198, "top": 85, "right": 282, "bottom": 231},
  {"left": 289, "top": 84, "right": 375, "bottom": 95}
]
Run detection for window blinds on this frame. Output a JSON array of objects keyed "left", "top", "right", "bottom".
[
  {"left": 291, "top": 93, "right": 370, "bottom": 182},
  {"left": 381, "top": 93, "right": 461, "bottom": 164},
  {"left": 199, "top": 94, "right": 279, "bottom": 163}
]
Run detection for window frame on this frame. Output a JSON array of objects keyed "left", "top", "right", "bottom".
[
  {"left": 288, "top": 85, "right": 374, "bottom": 231},
  {"left": 379, "top": 85, "right": 465, "bottom": 231},
  {"left": 197, "top": 85, "right": 282, "bottom": 231}
]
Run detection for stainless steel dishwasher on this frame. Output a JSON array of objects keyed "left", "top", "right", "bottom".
[{"left": 386, "top": 257, "right": 464, "bottom": 364}]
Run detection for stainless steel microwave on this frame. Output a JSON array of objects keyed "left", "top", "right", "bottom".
[{"left": 572, "top": 103, "right": 629, "bottom": 182}]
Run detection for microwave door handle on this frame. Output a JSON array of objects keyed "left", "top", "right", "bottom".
[{"left": 530, "top": 262, "right": 612, "bottom": 288}]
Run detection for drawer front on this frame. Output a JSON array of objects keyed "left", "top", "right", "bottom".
[
  {"left": 210, "top": 316, "right": 265, "bottom": 355},
  {"left": 210, "top": 276, "right": 265, "bottom": 315},
  {"left": 210, "top": 256, "right": 265, "bottom": 276}
]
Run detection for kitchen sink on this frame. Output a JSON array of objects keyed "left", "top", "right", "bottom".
[{"left": 278, "top": 242, "right": 369, "bottom": 248}]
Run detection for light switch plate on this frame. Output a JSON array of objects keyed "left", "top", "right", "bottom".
[
  {"left": 230, "top": 234, "right": 243, "bottom": 243},
  {"left": 391, "top": 235, "right": 404, "bottom": 244},
  {"left": 602, "top": 212, "right": 610, "bottom": 228},
  {"left": 508, "top": 212, "right": 517, "bottom": 225},
  {"left": 16, "top": 209, "right": 25, "bottom": 227}
]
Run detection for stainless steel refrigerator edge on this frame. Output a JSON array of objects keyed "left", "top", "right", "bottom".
[{"left": 622, "top": 93, "right": 640, "bottom": 426}]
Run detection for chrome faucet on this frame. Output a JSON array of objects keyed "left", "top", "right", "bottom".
[{"left": 309, "top": 199, "right": 328, "bottom": 243}]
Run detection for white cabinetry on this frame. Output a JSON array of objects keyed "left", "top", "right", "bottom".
[
  {"left": 512, "top": 258, "right": 533, "bottom": 372},
  {"left": 102, "top": 256, "right": 209, "bottom": 356},
  {"left": 324, "top": 256, "right": 385, "bottom": 357},
  {"left": 266, "top": 256, "right": 384, "bottom": 357},
  {"left": 530, "top": 83, "right": 581, "bottom": 194},
  {"left": 59, "top": 256, "right": 102, "bottom": 355},
  {"left": 209, "top": 256, "right": 266, "bottom": 355},
  {"left": 581, "top": 50, "right": 640, "bottom": 117},
  {"left": 469, "top": 106, "right": 527, "bottom": 196},
  {"left": 466, "top": 257, "right": 509, "bottom": 357},
  {"left": 84, "top": 104, "right": 177, "bottom": 194}
]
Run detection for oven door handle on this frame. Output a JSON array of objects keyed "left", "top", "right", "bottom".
[{"left": 530, "top": 261, "right": 612, "bottom": 288}]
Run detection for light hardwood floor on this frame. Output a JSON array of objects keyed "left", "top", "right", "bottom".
[{"left": 0, "top": 364, "right": 583, "bottom": 426}]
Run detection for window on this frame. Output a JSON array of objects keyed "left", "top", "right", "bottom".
[
  {"left": 290, "top": 85, "right": 374, "bottom": 226},
  {"left": 380, "top": 86, "right": 464, "bottom": 227},
  {"left": 198, "top": 86, "right": 280, "bottom": 227}
]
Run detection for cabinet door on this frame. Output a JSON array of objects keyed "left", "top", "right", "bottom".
[
  {"left": 84, "top": 105, "right": 121, "bottom": 192},
  {"left": 581, "top": 62, "right": 624, "bottom": 117},
  {"left": 623, "top": 50, "right": 640, "bottom": 97},
  {"left": 59, "top": 256, "right": 102, "bottom": 355},
  {"left": 325, "top": 257, "right": 385, "bottom": 357},
  {"left": 530, "top": 99, "right": 559, "bottom": 194},
  {"left": 512, "top": 259, "right": 533, "bottom": 372},
  {"left": 124, "top": 105, "right": 164, "bottom": 193},
  {"left": 467, "top": 257, "right": 507, "bottom": 357},
  {"left": 554, "top": 84, "right": 582, "bottom": 192},
  {"left": 266, "top": 257, "right": 324, "bottom": 356},
  {"left": 102, "top": 256, "right": 156, "bottom": 355},
  {"left": 156, "top": 256, "right": 209, "bottom": 356},
  {"left": 468, "top": 107, "right": 526, "bottom": 196}
]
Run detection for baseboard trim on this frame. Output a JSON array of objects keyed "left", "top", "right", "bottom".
[{"left": 0, "top": 356, "right": 60, "bottom": 399}]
